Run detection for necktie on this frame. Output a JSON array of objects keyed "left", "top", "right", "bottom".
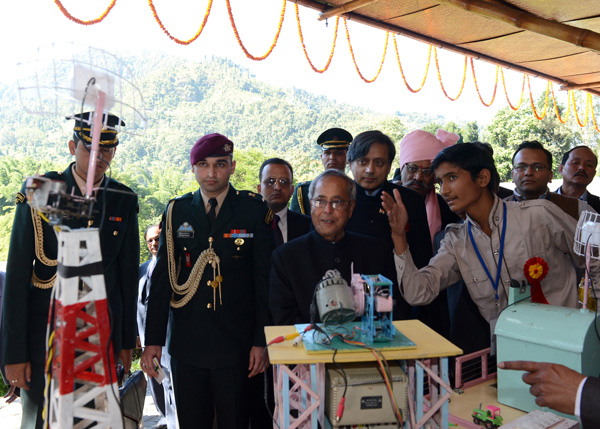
[
  {"left": 273, "top": 214, "right": 284, "bottom": 247},
  {"left": 207, "top": 198, "right": 218, "bottom": 227}
]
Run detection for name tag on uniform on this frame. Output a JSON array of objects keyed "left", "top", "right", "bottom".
[{"left": 177, "top": 222, "right": 195, "bottom": 238}]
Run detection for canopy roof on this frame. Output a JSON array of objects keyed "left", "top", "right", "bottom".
[{"left": 295, "top": 0, "right": 600, "bottom": 97}]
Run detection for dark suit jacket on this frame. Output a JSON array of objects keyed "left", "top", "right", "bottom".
[
  {"left": 581, "top": 376, "right": 600, "bottom": 428},
  {"left": 269, "top": 230, "right": 409, "bottom": 325},
  {"left": 286, "top": 209, "right": 311, "bottom": 242},
  {"left": 346, "top": 181, "right": 433, "bottom": 269},
  {"left": 145, "top": 186, "right": 273, "bottom": 369},
  {"left": 586, "top": 192, "right": 600, "bottom": 213},
  {"left": 2, "top": 163, "right": 139, "bottom": 365}
]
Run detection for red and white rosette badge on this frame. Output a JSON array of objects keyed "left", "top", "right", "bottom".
[{"left": 523, "top": 257, "right": 549, "bottom": 304}]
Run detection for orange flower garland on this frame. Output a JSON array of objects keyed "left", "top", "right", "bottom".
[
  {"left": 392, "top": 35, "right": 431, "bottom": 93},
  {"left": 343, "top": 18, "right": 388, "bottom": 83},
  {"left": 527, "top": 76, "right": 549, "bottom": 120},
  {"left": 54, "top": 0, "right": 116, "bottom": 25},
  {"left": 550, "top": 83, "right": 570, "bottom": 124},
  {"left": 571, "top": 90, "right": 589, "bottom": 127},
  {"left": 590, "top": 98, "right": 600, "bottom": 132},
  {"left": 434, "top": 47, "right": 467, "bottom": 101},
  {"left": 501, "top": 69, "right": 525, "bottom": 110},
  {"left": 295, "top": 4, "right": 338, "bottom": 73},
  {"left": 470, "top": 58, "right": 498, "bottom": 107},
  {"left": 147, "top": 0, "right": 213, "bottom": 45},
  {"left": 51, "top": 1, "right": 600, "bottom": 129},
  {"left": 226, "top": 0, "right": 286, "bottom": 61}
]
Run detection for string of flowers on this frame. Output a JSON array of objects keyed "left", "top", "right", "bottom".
[
  {"left": 550, "top": 83, "right": 570, "bottom": 124},
  {"left": 589, "top": 97, "right": 600, "bottom": 132},
  {"left": 470, "top": 58, "right": 498, "bottom": 107},
  {"left": 343, "top": 18, "right": 388, "bottom": 83},
  {"left": 570, "top": 90, "right": 589, "bottom": 127},
  {"left": 526, "top": 76, "right": 549, "bottom": 120},
  {"left": 434, "top": 47, "right": 467, "bottom": 101},
  {"left": 294, "top": 4, "right": 338, "bottom": 73},
  {"left": 500, "top": 69, "right": 525, "bottom": 110},
  {"left": 54, "top": 0, "right": 116, "bottom": 25},
  {"left": 225, "top": 0, "right": 286, "bottom": 61},
  {"left": 392, "top": 35, "right": 431, "bottom": 93},
  {"left": 147, "top": 0, "right": 212, "bottom": 45}
]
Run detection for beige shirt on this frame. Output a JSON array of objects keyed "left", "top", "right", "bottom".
[
  {"left": 395, "top": 196, "right": 597, "bottom": 322},
  {"left": 200, "top": 186, "right": 229, "bottom": 217}
]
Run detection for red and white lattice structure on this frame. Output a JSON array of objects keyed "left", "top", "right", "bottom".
[{"left": 47, "top": 229, "right": 122, "bottom": 429}]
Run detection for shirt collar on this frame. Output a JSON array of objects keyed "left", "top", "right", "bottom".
[
  {"left": 466, "top": 194, "right": 503, "bottom": 231},
  {"left": 512, "top": 187, "right": 549, "bottom": 202},
  {"left": 200, "top": 185, "right": 229, "bottom": 212},
  {"left": 557, "top": 186, "right": 588, "bottom": 202},
  {"left": 275, "top": 207, "right": 288, "bottom": 227}
]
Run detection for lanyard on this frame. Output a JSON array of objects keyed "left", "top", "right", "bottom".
[{"left": 467, "top": 202, "right": 507, "bottom": 301}]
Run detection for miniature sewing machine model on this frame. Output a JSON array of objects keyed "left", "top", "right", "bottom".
[
  {"left": 266, "top": 269, "right": 460, "bottom": 428},
  {"left": 496, "top": 212, "right": 600, "bottom": 419}
]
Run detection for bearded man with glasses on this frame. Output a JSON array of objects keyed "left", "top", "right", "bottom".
[
  {"left": 268, "top": 169, "right": 407, "bottom": 325},
  {"left": 506, "top": 141, "right": 594, "bottom": 219}
]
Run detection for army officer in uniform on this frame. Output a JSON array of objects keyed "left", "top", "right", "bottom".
[
  {"left": 141, "top": 133, "right": 273, "bottom": 429},
  {"left": 2, "top": 112, "right": 139, "bottom": 429},
  {"left": 290, "top": 127, "right": 353, "bottom": 215}
]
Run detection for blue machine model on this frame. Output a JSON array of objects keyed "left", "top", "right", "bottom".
[{"left": 352, "top": 274, "right": 396, "bottom": 343}]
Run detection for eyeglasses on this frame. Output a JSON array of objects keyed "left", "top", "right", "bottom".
[
  {"left": 262, "top": 178, "right": 291, "bottom": 188},
  {"left": 404, "top": 163, "right": 433, "bottom": 176},
  {"left": 513, "top": 163, "right": 549, "bottom": 173},
  {"left": 146, "top": 236, "right": 159, "bottom": 244},
  {"left": 310, "top": 198, "right": 350, "bottom": 210}
]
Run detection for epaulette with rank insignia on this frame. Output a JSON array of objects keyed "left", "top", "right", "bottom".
[
  {"left": 265, "top": 208, "right": 274, "bottom": 225},
  {"left": 15, "top": 192, "right": 26, "bottom": 205},
  {"left": 236, "top": 190, "right": 264, "bottom": 201}
]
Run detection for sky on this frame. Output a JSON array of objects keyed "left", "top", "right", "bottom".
[{"left": 0, "top": 0, "right": 556, "bottom": 127}]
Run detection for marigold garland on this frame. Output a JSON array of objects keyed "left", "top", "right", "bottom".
[
  {"left": 147, "top": 0, "right": 212, "bottom": 45},
  {"left": 526, "top": 76, "right": 549, "bottom": 120},
  {"left": 226, "top": 0, "right": 286, "bottom": 61},
  {"left": 52, "top": 0, "right": 600, "bottom": 131},
  {"left": 571, "top": 90, "right": 589, "bottom": 127},
  {"left": 434, "top": 47, "right": 467, "bottom": 101},
  {"left": 54, "top": 0, "right": 116, "bottom": 25},
  {"left": 392, "top": 35, "right": 431, "bottom": 93},
  {"left": 550, "top": 83, "right": 570, "bottom": 124},
  {"left": 343, "top": 19, "right": 388, "bottom": 83},
  {"left": 590, "top": 97, "right": 600, "bottom": 132},
  {"left": 500, "top": 69, "right": 525, "bottom": 111},
  {"left": 295, "top": 4, "right": 338, "bottom": 73},
  {"left": 470, "top": 58, "right": 498, "bottom": 107}
]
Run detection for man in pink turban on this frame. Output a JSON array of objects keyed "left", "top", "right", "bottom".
[{"left": 399, "top": 129, "right": 461, "bottom": 244}]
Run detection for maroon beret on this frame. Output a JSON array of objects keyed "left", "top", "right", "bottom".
[{"left": 190, "top": 133, "right": 234, "bottom": 165}]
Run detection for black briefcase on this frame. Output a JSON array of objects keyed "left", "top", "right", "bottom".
[{"left": 119, "top": 370, "right": 147, "bottom": 428}]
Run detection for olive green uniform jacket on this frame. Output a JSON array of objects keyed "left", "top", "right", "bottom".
[
  {"left": 145, "top": 185, "right": 273, "bottom": 369},
  {"left": 2, "top": 163, "right": 139, "bottom": 366}
]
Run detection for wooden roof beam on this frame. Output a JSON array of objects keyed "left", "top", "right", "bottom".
[
  {"left": 319, "top": 0, "right": 379, "bottom": 21},
  {"left": 289, "top": 0, "right": 600, "bottom": 97},
  {"left": 560, "top": 81, "right": 600, "bottom": 91},
  {"left": 436, "top": 0, "right": 600, "bottom": 54}
]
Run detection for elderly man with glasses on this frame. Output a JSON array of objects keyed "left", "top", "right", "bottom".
[
  {"left": 506, "top": 141, "right": 594, "bottom": 219},
  {"left": 268, "top": 169, "right": 409, "bottom": 326}
]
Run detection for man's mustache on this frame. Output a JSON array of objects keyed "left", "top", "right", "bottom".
[{"left": 575, "top": 171, "right": 589, "bottom": 178}]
